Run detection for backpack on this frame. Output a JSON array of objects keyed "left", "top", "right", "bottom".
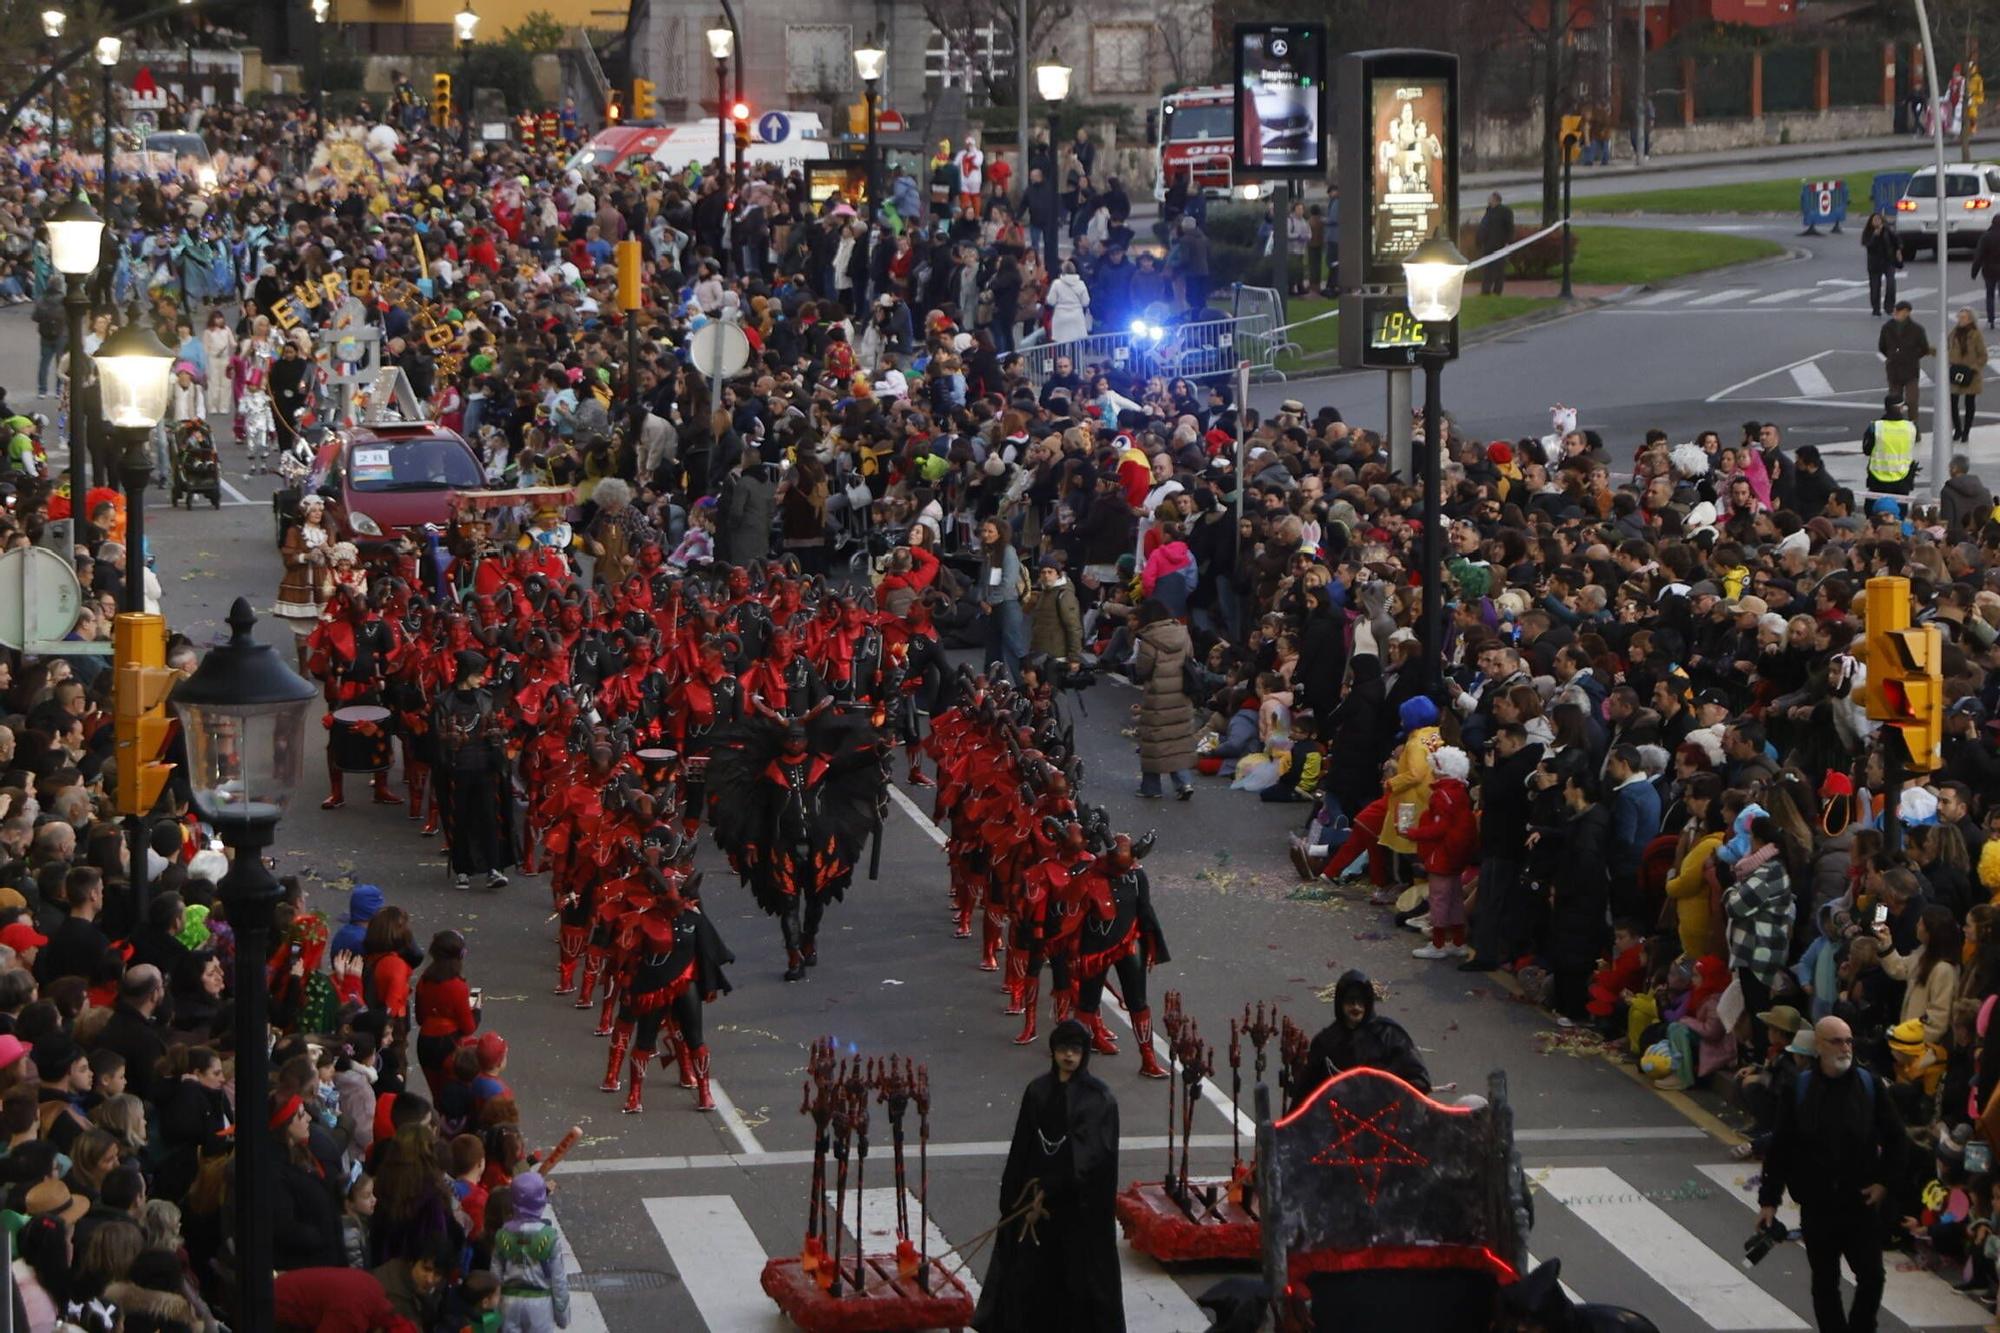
[{"left": 1794, "top": 1065, "right": 1876, "bottom": 1108}]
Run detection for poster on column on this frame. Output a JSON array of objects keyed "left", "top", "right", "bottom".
[
  {"left": 1337, "top": 49, "right": 1460, "bottom": 291},
  {"left": 1232, "top": 24, "right": 1325, "bottom": 175}
]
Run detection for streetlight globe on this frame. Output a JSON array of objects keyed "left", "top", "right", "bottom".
[
  {"left": 40, "top": 8, "right": 65, "bottom": 38},
  {"left": 92, "top": 320, "right": 177, "bottom": 429},
  {"left": 1035, "top": 52, "right": 1071, "bottom": 103},
  {"left": 453, "top": 2, "right": 478, "bottom": 44},
  {"left": 45, "top": 194, "right": 103, "bottom": 277},
  {"left": 94, "top": 35, "right": 121, "bottom": 66},
  {"left": 312, "top": 0, "right": 330, "bottom": 22},
  {"left": 853, "top": 46, "right": 886, "bottom": 84},
  {"left": 1403, "top": 234, "right": 1470, "bottom": 323},
  {"left": 706, "top": 26, "right": 733, "bottom": 60},
  {"left": 169, "top": 599, "right": 319, "bottom": 828}
]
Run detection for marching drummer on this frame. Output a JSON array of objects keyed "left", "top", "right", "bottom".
[{"left": 305, "top": 586, "right": 403, "bottom": 810}]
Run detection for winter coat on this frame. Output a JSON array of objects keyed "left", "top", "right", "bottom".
[
  {"left": 1410, "top": 777, "right": 1478, "bottom": 876},
  {"left": 1949, "top": 324, "right": 1988, "bottom": 397},
  {"left": 1139, "top": 541, "right": 1196, "bottom": 617},
  {"left": 716, "top": 466, "right": 776, "bottom": 565},
  {"left": 1047, "top": 273, "right": 1092, "bottom": 344},
  {"left": 1882, "top": 947, "right": 1958, "bottom": 1045},
  {"left": 1547, "top": 803, "right": 1612, "bottom": 971},
  {"left": 1607, "top": 776, "right": 1663, "bottom": 884},
  {"left": 1301, "top": 971, "right": 1431, "bottom": 1094},
  {"left": 1942, "top": 471, "right": 1996, "bottom": 535},
  {"left": 1879, "top": 317, "right": 1932, "bottom": 382},
  {"left": 1478, "top": 743, "right": 1544, "bottom": 861},
  {"left": 1134, "top": 618, "right": 1197, "bottom": 775},
  {"left": 1666, "top": 830, "right": 1724, "bottom": 960},
  {"left": 1724, "top": 847, "right": 1794, "bottom": 988},
  {"left": 1027, "top": 578, "right": 1082, "bottom": 659},
  {"left": 1378, "top": 726, "right": 1442, "bottom": 855}
]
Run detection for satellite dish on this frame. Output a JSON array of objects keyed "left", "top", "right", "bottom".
[
  {"left": 687, "top": 322, "right": 752, "bottom": 382},
  {"left": 0, "top": 546, "right": 84, "bottom": 650}
]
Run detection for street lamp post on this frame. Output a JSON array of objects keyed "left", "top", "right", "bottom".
[
  {"left": 47, "top": 195, "right": 104, "bottom": 541},
  {"left": 454, "top": 2, "right": 478, "bottom": 156},
  {"left": 167, "top": 597, "right": 318, "bottom": 1333},
  {"left": 96, "top": 317, "right": 175, "bottom": 912},
  {"left": 311, "top": 0, "right": 330, "bottom": 142},
  {"left": 707, "top": 26, "right": 732, "bottom": 190},
  {"left": 1034, "top": 52, "right": 1070, "bottom": 281},
  {"left": 1403, "top": 235, "right": 1469, "bottom": 697},
  {"left": 41, "top": 9, "right": 66, "bottom": 167},
  {"left": 96, "top": 36, "right": 120, "bottom": 196},
  {"left": 854, "top": 44, "right": 885, "bottom": 223}
]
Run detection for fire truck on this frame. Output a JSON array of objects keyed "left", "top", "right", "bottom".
[{"left": 1154, "top": 85, "right": 1267, "bottom": 200}]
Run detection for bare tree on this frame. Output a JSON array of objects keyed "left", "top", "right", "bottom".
[{"left": 1155, "top": 0, "right": 1218, "bottom": 88}]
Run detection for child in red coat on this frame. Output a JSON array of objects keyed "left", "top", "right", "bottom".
[
  {"left": 1587, "top": 919, "right": 1648, "bottom": 1021},
  {"left": 1409, "top": 746, "right": 1478, "bottom": 960}
]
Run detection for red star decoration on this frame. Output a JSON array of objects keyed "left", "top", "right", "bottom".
[{"left": 1308, "top": 1099, "right": 1431, "bottom": 1205}]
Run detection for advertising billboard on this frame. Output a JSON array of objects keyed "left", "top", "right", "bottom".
[{"left": 1232, "top": 24, "right": 1325, "bottom": 176}]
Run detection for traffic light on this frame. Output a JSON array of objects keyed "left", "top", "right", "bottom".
[
  {"left": 114, "top": 612, "right": 177, "bottom": 818},
  {"left": 606, "top": 91, "right": 622, "bottom": 124},
  {"left": 1560, "top": 113, "right": 1582, "bottom": 162},
  {"left": 1864, "top": 575, "right": 1945, "bottom": 772},
  {"left": 731, "top": 100, "right": 752, "bottom": 151},
  {"left": 432, "top": 72, "right": 452, "bottom": 126},
  {"left": 633, "top": 77, "right": 654, "bottom": 118}
]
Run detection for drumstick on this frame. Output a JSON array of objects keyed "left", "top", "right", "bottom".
[{"left": 537, "top": 1127, "right": 582, "bottom": 1176}]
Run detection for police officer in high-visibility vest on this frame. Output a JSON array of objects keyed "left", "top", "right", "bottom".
[{"left": 1863, "top": 394, "right": 1918, "bottom": 503}]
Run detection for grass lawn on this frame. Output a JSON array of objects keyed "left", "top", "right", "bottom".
[
  {"left": 1272, "top": 225, "right": 1781, "bottom": 366},
  {"left": 1566, "top": 170, "right": 1898, "bottom": 216}
]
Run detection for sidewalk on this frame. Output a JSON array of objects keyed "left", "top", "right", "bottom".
[{"left": 1464, "top": 125, "right": 2000, "bottom": 192}]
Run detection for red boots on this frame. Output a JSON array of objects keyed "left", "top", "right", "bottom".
[
  {"left": 623, "top": 1048, "right": 651, "bottom": 1113},
  {"left": 692, "top": 1046, "right": 715, "bottom": 1111},
  {"left": 1004, "top": 952, "right": 1028, "bottom": 1014},
  {"left": 1083, "top": 1010, "right": 1119, "bottom": 1055},
  {"left": 370, "top": 772, "right": 398, "bottom": 804},
  {"left": 1013, "top": 977, "right": 1040, "bottom": 1044},
  {"left": 978, "top": 910, "right": 1003, "bottom": 972},
  {"left": 1135, "top": 1008, "right": 1169, "bottom": 1080},
  {"left": 556, "top": 926, "right": 585, "bottom": 994},
  {"left": 575, "top": 953, "right": 602, "bottom": 1010},
  {"left": 600, "top": 1022, "right": 633, "bottom": 1092},
  {"left": 676, "top": 1041, "right": 697, "bottom": 1090},
  {"left": 322, "top": 765, "right": 345, "bottom": 810}
]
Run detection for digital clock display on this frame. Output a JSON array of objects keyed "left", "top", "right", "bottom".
[{"left": 1369, "top": 308, "right": 1432, "bottom": 348}]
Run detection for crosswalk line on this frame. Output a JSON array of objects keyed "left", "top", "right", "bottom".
[
  {"left": 824, "top": 1187, "right": 978, "bottom": 1298},
  {"left": 1695, "top": 1164, "right": 1991, "bottom": 1329},
  {"left": 1812, "top": 286, "right": 1874, "bottom": 304},
  {"left": 1751, "top": 288, "right": 1819, "bottom": 304},
  {"left": 550, "top": 1206, "right": 611, "bottom": 1333},
  {"left": 1686, "top": 287, "right": 1757, "bottom": 306},
  {"left": 1521, "top": 1252, "right": 1583, "bottom": 1304},
  {"left": 1538, "top": 1166, "right": 1807, "bottom": 1329},
  {"left": 1627, "top": 289, "right": 1688, "bottom": 306},
  {"left": 1118, "top": 1242, "right": 1212, "bottom": 1332},
  {"left": 1789, "top": 363, "right": 1836, "bottom": 397},
  {"left": 645, "top": 1195, "right": 794, "bottom": 1333}
]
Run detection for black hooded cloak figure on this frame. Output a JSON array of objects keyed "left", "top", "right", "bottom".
[
  {"left": 972, "top": 1019, "right": 1123, "bottom": 1333},
  {"left": 431, "top": 649, "right": 517, "bottom": 887},
  {"left": 1300, "top": 969, "right": 1431, "bottom": 1095}
]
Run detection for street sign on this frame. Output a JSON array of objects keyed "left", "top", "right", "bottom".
[
  {"left": 0, "top": 545, "right": 104, "bottom": 655},
  {"left": 758, "top": 111, "right": 791, "bottom": 144},
  {"left": 688, "top": 321, "right": 751, "bottom": 382}
]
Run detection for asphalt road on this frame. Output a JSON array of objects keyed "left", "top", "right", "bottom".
[{"left": 17, "top": 247, "right": 1991, "bottom": 1329}]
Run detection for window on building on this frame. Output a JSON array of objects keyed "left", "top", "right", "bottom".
[
  {"left": 1091, "top": 24, "right": 1151, "bottom": 95},
  {"left": 785, "top": 24, "right": 856, "bottom": 96},
  {"left": 925, "top": 24, "right": 1015, "bottom": 105}
]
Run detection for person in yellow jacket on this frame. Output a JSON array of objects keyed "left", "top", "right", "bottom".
[
  {"left": 1314, "top": 694, "right": 1443, "bottom": 899},
  {"left": 1665, "top": 774, "right": 1725, "bottom": 961}
]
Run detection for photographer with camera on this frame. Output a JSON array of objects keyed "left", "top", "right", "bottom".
[
  {"left": 1027, "top": 555, "right": 1083, "bottom": 668},
  {"left": 1756, "top": 1014, "right": 1906, "bottom": 1332}
]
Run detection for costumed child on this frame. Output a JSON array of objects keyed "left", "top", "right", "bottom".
[
  {"left": 240, "top": 365, "right": 275, "bottom": 472},
  {"left": 1654, "top": 954, "right": 1733, "bottom": 1092},
  {"left": 492, "top": 1172, "right": 571, "bottom": 1332}
]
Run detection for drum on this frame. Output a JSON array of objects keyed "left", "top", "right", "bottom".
[
  {"left": 330, "top": 706, "right": 395, "bottom": 773},
  {"left": 635, "top": 748, "right": 678, "bottom": 778}
]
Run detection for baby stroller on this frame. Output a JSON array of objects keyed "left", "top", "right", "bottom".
[{"left": 169, "top": 418, "right": 222, "bottom": 509}]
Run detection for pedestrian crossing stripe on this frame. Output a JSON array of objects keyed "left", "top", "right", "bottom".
[
  {"left": 550, "top": 1206, "right": 612, "bottom": 1333},
  {"left": 1695, "top": 1163, "right": 1991, "bottom": 1328},
  {"left": 1539, "top": 1165, "right": 1809, "bottom": 1329}
]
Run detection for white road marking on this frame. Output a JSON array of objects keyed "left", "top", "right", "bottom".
[
  {"left": 548, "top": 1205, "right": 611, "bottom": 1333},
  {"left": 1625, "top": 289, "right": 1688, "bottom": 306},
  {"left": 709, "top": 1074, "right": 765, "bottom": 1154},
  {"left": 560, "top": 1134, "right": 1237, "bottom": 1175},
  {"left": 1117, "top": 1243, "right": 1213, "bottom": 1332},
  {"left": 1685, "top": 287, "right": 1756, "bottom": 306},
  {"left": 1811, "top": 287, "right": 1868, "bottom": 304},
  {"left": 643, "top": 1195, "right": 795, "bottom": 1333},
  {"left": 1750, "top": 288, "right": 1819, "bottom": 304},
  {"left": 1521, "top": 1252, "right": 1583, "bottom": 1303},
  {"left": 1696, "top": 1163, "right": 1990, "bottom": 1329},
  {"left": 824, "top": 1187, "right": 977, "bottom": 1299},
  {"left": 219, "top": 477, "right": 252, "bottom": 505},
  {"left": 1537, "top": 1166, "right": 1806, "bottom": 1329},
  {"left": 1788, "top": 363, "right": 1837, "bottom": 397},
  {"left": 1708, "top": 350, "right": 1846, "bottom": 403}
]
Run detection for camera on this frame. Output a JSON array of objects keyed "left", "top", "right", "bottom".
[
  {"left": 1741, "top": 1217, "right": 1790, "bottom": 1269},
  {"left": 1058, "top": 662, "right": 1098, "bottom": 692}
]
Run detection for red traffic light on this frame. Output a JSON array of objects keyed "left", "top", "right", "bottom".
[{"left": 729, "top": 101, "right": 751, "bottom": 121}]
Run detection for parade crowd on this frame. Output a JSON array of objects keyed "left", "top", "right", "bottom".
[{"left": 0, "top": 41, "right": 1996, "bottom": 1333}]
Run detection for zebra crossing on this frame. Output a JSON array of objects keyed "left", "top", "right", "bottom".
[
  {"left": 1620, "top": 274, "right": 1996, "bottom": 314},
  {"left": 554, "top": 1155, "right": 1990, "bottom": 1332}
]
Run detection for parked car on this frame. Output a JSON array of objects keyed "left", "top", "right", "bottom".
[{"left": 1896, "top": 163, "right": 2000, "bottom": 259}]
